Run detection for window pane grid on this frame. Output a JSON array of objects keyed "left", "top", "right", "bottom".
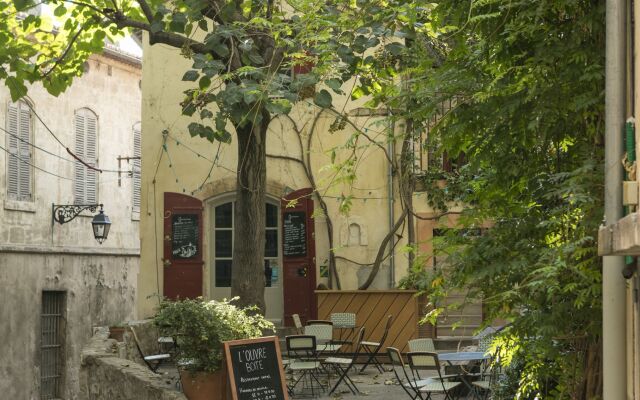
[{"left": 214, "top": 201, "right": 280, "bottom": 288}]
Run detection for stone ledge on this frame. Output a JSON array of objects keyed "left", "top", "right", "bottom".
[
  {"left": 598, "top": 212, "right": 640, "bottom": 255},
  {"left": 80, "top": 327, "right": 186, "bottom": 400}
]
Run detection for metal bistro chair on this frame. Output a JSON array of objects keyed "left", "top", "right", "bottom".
[
  {"left": 472, "top": 346, "right": 502, "bottom": 400},
  {"left": 286, "top": 335, "right": 324, "bottom": 397},
  {"left": 304, "top": 323, "right": 341, "bottom": 355},
  {"left": 130, "top": 326, "right": 171, "bottom": 373},
  {"left": 324, "top": 327, "right": 366, "bottom": 395},
  {"left": 408, "top": 338, "right": 436, "bottom": 353},
  {"left": 387, "top": 347, "right": 436, "bottom": 400},
  {"left": 330, "top": 312, "right": 357, "bottom": 345},
  {"left": 292, "top": 313, "right": 304, "bottom": 334},
  {"left": 407, "top": 352, "right": 461, "bottom": 400},
  {"left": 359, "top": 315, "right": 393, "bottom": 373}
]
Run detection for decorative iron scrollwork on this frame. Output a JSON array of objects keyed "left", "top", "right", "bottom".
[{"left": 52, "top": 204, "right": 102, "bottom": 224}]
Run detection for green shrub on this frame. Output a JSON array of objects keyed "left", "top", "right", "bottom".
[{"left": 154, "top": 297, "right": 274, "bottom": 372}]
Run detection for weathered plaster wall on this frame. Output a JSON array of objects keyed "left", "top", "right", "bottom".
[
  {"left": 80, "top": 328, "right": 185, "bottom": 400},
  {"left": 0, "top": 52, "right": 141, "bottom": 398},
  {"left": 0, "top": 53, "right": 142, "bottom": 250},
  {"left": 0, "top": 252, "right": 138, "bottom": 399}
]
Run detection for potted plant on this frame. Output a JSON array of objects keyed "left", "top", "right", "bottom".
[{"left": 154, "top": 297, "right": 274, "bottom": 400}]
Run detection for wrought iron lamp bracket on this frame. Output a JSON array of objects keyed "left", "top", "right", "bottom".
[{"left": 52, "top": 203, "right": 103, "bottom": 225}]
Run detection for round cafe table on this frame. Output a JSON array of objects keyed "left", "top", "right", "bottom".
[{"left": 437, "top": 352, "right": 490, "bottom": 399}]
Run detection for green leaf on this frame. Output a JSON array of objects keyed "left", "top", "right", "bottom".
[
  {"left": 199, "top": 76, "right": 211, "bottom": 90},
  {"left": 265, "top": 99, "right": 292, "bottom": 115},
  {"left": 182, "top": 70, "right": 199, "bottom": 81},
  {"left": 314, "top": 89, "right": 332, "bottom": 108},
  {"left": 350, "top": 87, "right": 365, "bottom": 100},
  {"left": 53, "top": 5, "right": 67, "bottom": 17},
  {"left": 385, "top": 42, "right": 405, "bottom": 56},
  {"left": 325, "top": 78, "right": 343, "bottom": 93}
]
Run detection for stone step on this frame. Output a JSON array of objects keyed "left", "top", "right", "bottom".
[
  {"left": 434, "top": 337, "right": 476, "bottom": 352},
  {"left": 436, "top": 324, "right": 482, "bottom": 338},
  {"left": 437, "top": 314, "right": 483, "bottom": 326}
]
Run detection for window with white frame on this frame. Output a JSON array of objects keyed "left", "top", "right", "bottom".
[
  {"left": 6, "top": 100, "right": 33, "bottom": 201},
  {"left": 132, "top": 122, "right": 141, "bottom": 214},
  {"left": 73, "top": 108, "right": 98, "bottom": 204},
  {"left": 213, "top": 201, "right": 280, "bottom": 287}
]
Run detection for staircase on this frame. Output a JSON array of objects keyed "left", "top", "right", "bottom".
[{"left": 434, "top": 291, "right": 482, "bottom": 351}]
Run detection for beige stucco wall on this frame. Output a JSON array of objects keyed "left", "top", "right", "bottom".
[
  {"left": 0, "top": 52, "right": 141, "bottom": 399},
  {"left": 138, "top": 35, "right": 453, "bottom": 319}
]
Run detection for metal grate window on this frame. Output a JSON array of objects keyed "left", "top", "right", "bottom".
[{"left": 41, "top": 291, "right": 66, "bottom": 400}]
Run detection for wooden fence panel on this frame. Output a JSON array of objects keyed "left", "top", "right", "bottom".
[{"left": 316, "top": 290, "right": 422, "bottom": 353}]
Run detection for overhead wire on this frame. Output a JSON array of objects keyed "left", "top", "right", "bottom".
[
  {"left": 5, "top": 78, "right": 125, "bottom": 174},
  {"left": 0, "top": 126, "right": 134, "bottom": 175},
  {"left": 0, "top": 143, "right": 72, "bottom": 181}
]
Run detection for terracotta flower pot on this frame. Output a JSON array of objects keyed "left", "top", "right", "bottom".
[
  {"left": 109, "top": 326, "right": 126, "bottom": 342},
  {"left": 179, "top": 368, "right": 231, "bottom": 400}
]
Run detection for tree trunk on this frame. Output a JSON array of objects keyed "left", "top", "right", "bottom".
[{"left": 230, "top": 112, "right": 269, "bottom": 313}]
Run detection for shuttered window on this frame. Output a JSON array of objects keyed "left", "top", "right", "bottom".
[
  {"left": 74, "top": 109, "right": 98, "bottom": 204},
  {"left": 6, "top": 101, "right": 33, "bottom": 201},
  {"left": 132, "top": 123, "right": 141, "bottom": 213}
]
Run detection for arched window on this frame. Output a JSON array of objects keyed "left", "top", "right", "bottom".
[
  {"left": 74, "top": 108, "right": 98, "bottom": 204},
  {"left": 132, "top": 122, "right": 141, "bottom": 214},
  {"left": 213, "top": 200, "right": 279, "bottom": 287},
  {"left": 6, "top": 100, "right": 33, "bottom": 201}
]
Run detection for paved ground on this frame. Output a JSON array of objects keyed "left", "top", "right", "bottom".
[
  {"left": 157, "top": 364, "right": 458, "bottom": 399},
  {"left": 287, "top": 367, "right": 455, "bottom": 400}
]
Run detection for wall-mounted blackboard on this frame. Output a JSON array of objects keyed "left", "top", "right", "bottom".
[
  {"left": 171, "top": 214, "right": 199, "bottom": 259},
  {"left": 283, "top": 212, "right": 306, "bottom": 257},
  {"left": 224, "top": 336, "right": 289, "bottom": 400}
]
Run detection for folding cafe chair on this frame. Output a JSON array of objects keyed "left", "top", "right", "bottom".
[
  {"left": 359, "top": 315, "right": 393, "bottom": 373},
  {"left": 408, "top": 338, "right": 436, "bottom": 353},
  {"left": 130, "top": 326, "right": 171, "bottom": 373},
  {"left": 285, "top": 335, "right": 324, "bottom": 396},
  {"left": 324, "top": 327, "right": 366, "bottom": 395},
  {"left": 330, "top": 312, "right": 357, "bottom": 345},
  {"left": 292, "top": 313, "right": 304, "bottom": 334},
  {"left": 407, "top": 352, "right": 461, "bottom": 400},
  {"left": 387, "top": 347, "right": 437, "bottom": 400},
  {"left": 304, "top": 322, "right": 341, "bottom": 354}
]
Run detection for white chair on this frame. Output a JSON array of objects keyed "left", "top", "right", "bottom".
[
  {"left": 407, "top": 352, "right": 461, "bottom": 400},
  {"left": 408, "top": 338, "right": 436, "bottom": 353}
]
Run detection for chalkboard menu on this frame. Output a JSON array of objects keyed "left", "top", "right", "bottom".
[
  {"left": 171, "top": 214, "right": 199, "bottom": 259},
  {"left": 283, "top": 212, "right": 306, "bottom": 257},
  {"left": 224, "top": 336, "right": 289, "bottom": 400}
]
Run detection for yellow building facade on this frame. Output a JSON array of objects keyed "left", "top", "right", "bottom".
[{"left": 137, "top": 34, "right": 458, "bottom": 326}]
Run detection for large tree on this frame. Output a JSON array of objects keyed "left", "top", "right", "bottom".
[{"left": 0, "top": 0, "right": 416, "bottom": 311}]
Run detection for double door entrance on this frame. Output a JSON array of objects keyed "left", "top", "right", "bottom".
[{"left": 163, "top": 190, "right": 316, "bottom": 325}]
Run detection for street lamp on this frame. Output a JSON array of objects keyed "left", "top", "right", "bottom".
[{"left": 52, "top": 203, "right": 111, "bottom": 244}]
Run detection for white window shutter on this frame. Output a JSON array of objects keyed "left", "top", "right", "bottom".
[
  {"left": 132, "top": 124, "right": 141, "bottom": 212},
  {"left": 74, "top": 112, "right": 86, "bottom": 204},
  {"left": 6, "top": 103, "right": 19, "bottom": 199},
  {"left": 85, "top": 114, "right": 98, "bottom": 204},
  {"left": 18, "top": 103, "right": 32, "bottom": 200}
]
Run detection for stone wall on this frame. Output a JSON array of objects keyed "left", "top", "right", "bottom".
[
  {"left": 0, "top": 252, "right": 138, "bottom": 399},
  {"left": 80, "top": 328, "right": 186, "bottom": 400}
]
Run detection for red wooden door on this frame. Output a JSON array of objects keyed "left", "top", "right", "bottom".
[
  {"left": 282, "top": 188, "right": 317, "bottom": 326},
  {"left": 163, "top": 192, "right": 203, "bottom": 299}
]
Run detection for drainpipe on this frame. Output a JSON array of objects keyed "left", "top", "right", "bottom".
[
  {"left": 604, "top": 0, "right": 628, "bottom": 397},
  {"left": 388, "top": 116, "right": 396, "bottom": 288}
]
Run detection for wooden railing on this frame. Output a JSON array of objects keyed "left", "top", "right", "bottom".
[{"left": 316, "top": 290, "right": 429, "bottom": 353}]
